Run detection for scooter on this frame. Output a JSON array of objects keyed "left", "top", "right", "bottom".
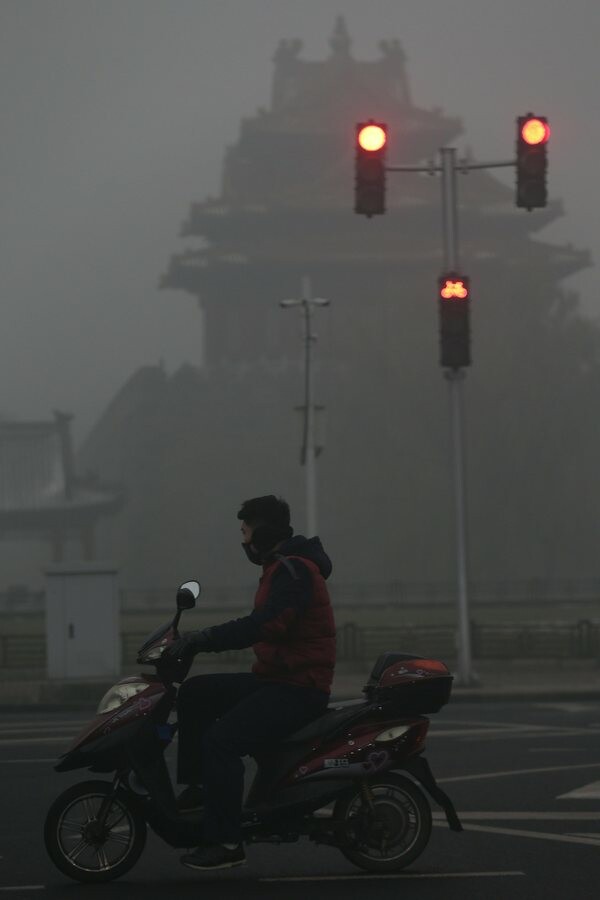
[{"left": 44, "top": 580, "right": 462, "bottom": 883}]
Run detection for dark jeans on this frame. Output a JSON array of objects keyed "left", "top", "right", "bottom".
[{"left": 176, "top": 672, "right": 329, "bottom": 844}]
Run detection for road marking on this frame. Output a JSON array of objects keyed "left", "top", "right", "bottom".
[
  {"left": 0, "top": 720, "right": 84, "bottom": 731},
  {"left": 533, "top": 703, "right": 597, "bottom": 714},
  {"left": 528, "top": 747, "right": 585, "bottom": 752},
  {"left": 0, "top": 736, "right": 73, "bottom": 746},
  {"left": 259, "top": 871, "right": 525, "bottom": 882},
  {"left": 444, "top": 822, "right": 600, "bottom": 848},
  {"left": 431, "top": 727, "right": 534, "bottom": 737},
  {"left": 0, "top": 759, "right": 56, "bottom": 764},
  {"left": 558, "top": 779, "right": 600, "bottom": 799},
  {"left": 432, "top": 811, "right": 600, "bottom": 821},
  {"left": 441, "top": 729, "right": 600, "bottom": 742},
  {"left": 0, "top": 887, "right": 45, "bottom": 893},
  {"left": 438, "top": 761, "right": 600, "bottom": 784},
  {"left": 440, "top": 717, "right": 546, "bottom": 729},
  {"left": 432, "top": 723, "right": 600, "bottom": 740}
]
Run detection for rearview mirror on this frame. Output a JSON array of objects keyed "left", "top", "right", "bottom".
[{"left": 176, "top": 580, "right": 201, "bottom": 610}]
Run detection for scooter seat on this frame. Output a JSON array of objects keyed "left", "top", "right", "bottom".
[{"left": 280, "top": 699, "right": 370, "bottom": 745}]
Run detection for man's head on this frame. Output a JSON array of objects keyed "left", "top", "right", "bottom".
[{"left": 237, "top": 495, "right": 293, "bottom": 563}]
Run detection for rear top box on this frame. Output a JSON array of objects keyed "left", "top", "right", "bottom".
[{"left": 363, "top": 652, "right": 453, "bottom": 713}]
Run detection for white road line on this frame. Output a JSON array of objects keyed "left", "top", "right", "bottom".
[
  {"left": 0, "top": 736, "right": 73, "bottom": 746},
  {"left": 440, "top": 717, "right": 599, "bottom": 735},
  {"left": 432, "top": 811, "right": 600, "bottom": 821},
  {"left": 1, "top": 759, "right": 56, "bottom": 764},
  {"left": 439, "top": 718, "right": 546, "bottom": 729},
  {"left": 533, "top": 703, "right": 597, "bottom": 713},
  {"left": 430, "top": 727, "right": 533, "bottom": 737},
  {"left": 0, "top": 724, "right": 81, "bottom": 735},
  {"left": 260, "top": 871, "right": 525, "bottom": 882},
  {"left": 0, "top": 719, "right": 85, "bottom": 729},
  {"left": 528, "top": 748, "right": 586, "bottom": 752},
  {"left": 438, "top": 761, "right": 600, "bottom": 784},
  {"left": 444, "top": 822, "right": 600, "bottom": 848},
  {"left": 0, "top": 887, "right": 45, "bottom": 893},
  {"left": 434, "top": 729, "right": 600, "bottom": 741},
  {"left": 558, "top": 779, "right": 600, "bottom": 799}
]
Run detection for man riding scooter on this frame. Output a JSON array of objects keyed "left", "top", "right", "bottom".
[{"left": 163, "top": 494, "right": 336, "bottom": 871}]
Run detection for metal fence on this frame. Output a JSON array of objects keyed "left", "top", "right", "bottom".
[
  {"left": 119, "top": 579, "right": 600, "bottom": 610},
  {"left": 2, "top": 620, "right": 599, "bottom": 669},
  {"left": 3, "top": 578, "right": 600, "bottom": 614}
]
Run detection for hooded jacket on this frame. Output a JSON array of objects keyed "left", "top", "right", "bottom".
[{"left": 206, "top": 536, "right": 336, "bottom": 693}]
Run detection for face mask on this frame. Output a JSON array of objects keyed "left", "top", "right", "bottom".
[{"left": 242, "top": 542, "right": 263, "bottom": 566}]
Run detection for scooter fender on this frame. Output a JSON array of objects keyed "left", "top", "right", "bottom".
[{"left": 400, "top": 755, "right": 463, "bottom": 832}]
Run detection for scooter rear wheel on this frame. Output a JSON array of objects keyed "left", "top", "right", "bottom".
[
  {"left": 333, "top": 773, "right": 432, "bottom": 873},
  {"left": 44, "top": 779, "right": 147, "bottom": 883}
]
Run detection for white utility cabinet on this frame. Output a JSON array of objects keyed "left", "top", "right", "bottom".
[{"left": 45, "top": 562, "right": 120, "bottom": 679}]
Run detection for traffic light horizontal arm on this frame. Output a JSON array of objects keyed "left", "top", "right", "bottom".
[{"left": 386, "top": 158, "right": 516, "bottom": 174}]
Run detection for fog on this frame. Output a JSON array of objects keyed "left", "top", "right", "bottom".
[{"left": 1, "top": 0, "right": 598, "bottom": 440}]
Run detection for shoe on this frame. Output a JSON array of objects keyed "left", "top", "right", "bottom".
[
  {"left": 181, "top": 843, "right": 246, "bottom": 870},
  {"left": 176, "top": 784, "right": 205, "bottom": 813}
]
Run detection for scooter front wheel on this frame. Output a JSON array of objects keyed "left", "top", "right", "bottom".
[
  {"left": 44, "top": 779, "right": 147, "bottom": 883},
  {"left": 333, "top": 773, "right": 432, "bottom": 873}
]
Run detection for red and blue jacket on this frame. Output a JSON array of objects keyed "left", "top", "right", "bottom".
[{"left": 206, "top": 536, "right": 336, "bottom": 694}]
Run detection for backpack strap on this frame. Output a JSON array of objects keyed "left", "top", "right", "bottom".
[{"left": 273, "top": 553, "right": 300, "bottom": 581}]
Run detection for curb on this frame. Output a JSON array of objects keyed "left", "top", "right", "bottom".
[{"left": 2, "top": 681, "right": 600, "bottom": 711}]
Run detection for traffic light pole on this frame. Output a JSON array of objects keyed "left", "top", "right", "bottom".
[
  {"left": 280, "top": 277, "right": 330, "bottom": 538},
  {"left": 439, "top": 148, "right": 475, "bottom": 687},
  {"left": 385, "top": 150, "right": 515, "bottom": 687},
  {"left": 361, "top": 117, "right": 547, "bottom": 685}
]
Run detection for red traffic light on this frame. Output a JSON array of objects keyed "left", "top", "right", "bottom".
[
  {"left": 439, "top": 274, "right": 471, "bottom": 368},
  {"left": 440, "top": 278, "right": 469, "bottom": 300},
  {"left": 521, "top": 117, "right": 550, "bottom": 146},
  {"left": 516, "top": 114, "right": 549, "bottom": 210},
  {"left": 357, "top": 124, "right": 387, "bottom": 152},
  {"left": 355, "top": 121, "right": 387, "bottom": 216}
]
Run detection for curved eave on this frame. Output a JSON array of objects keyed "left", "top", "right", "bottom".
[{"left": 162, "top": 242, "right": 590, "bottom": 297}]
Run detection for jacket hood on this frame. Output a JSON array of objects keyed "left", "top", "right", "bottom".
[{"left": 275, "top": 535, "right": 333, "bottom": 580}]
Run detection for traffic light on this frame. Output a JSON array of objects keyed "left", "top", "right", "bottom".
[
  {"left": 439, "top": 274, "right": 471, "bottom": 368},
  {"left": 355, "top": 121, "right": 387, "bottom": 216},
  {"left": 516, "top": 114, "right": 550, "bottom": 210}
]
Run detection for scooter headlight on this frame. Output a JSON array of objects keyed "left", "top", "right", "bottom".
[
  {"left": 97, "top": 681, "right": 148, "bottom": 715},
  {"left": 374, "top": 725, "right": 411, "bottom": 744}
]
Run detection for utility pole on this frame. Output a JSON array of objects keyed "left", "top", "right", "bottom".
[
  {"left": 439, "top": 147, "right": 473, "bottom": 687},
  {"left": 280, "top": 276, "right": 329, "bottom": 537}
]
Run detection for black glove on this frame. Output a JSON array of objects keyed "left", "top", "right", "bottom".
[{"left": 163, "top": 629, "right": 214, "bottom": 661}]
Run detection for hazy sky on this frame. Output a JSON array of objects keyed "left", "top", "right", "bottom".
[{"left": 1, "top": 0, "right": 598, "bottom": 440}]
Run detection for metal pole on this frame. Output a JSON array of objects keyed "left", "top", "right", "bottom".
[
  {"left": 280, "top": 279, "right": 329, "bottom": 538},
  {"left": 440, "top": 147, "right": 459, "bottom": 271},
  {"left": 302, "top": 276, "right": 318, "bottom": 537},
  {"left": 440, "top": 148, "right": 475, "bottom": 686}
]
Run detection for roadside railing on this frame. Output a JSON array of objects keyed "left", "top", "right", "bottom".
[
  {"left": 3, "top": 578, "right": 600, "bottom": 613},
  {"left": 2, "top": 620, "right": 599, "bottom": 669}
]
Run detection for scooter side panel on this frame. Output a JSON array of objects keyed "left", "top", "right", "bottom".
[{"left": 282, "top": 717, "right": 429, "bottom": 787}]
